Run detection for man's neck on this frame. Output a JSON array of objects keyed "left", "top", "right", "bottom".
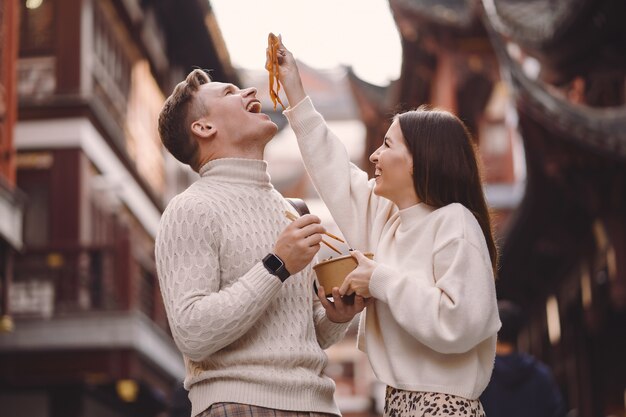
[{"left": 198, "top": 146, "right": 266, "bottom": 168}]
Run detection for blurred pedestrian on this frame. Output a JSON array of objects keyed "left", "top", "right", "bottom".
[{"left": 480, "top": 300, "right": 566, "bottom": 417}]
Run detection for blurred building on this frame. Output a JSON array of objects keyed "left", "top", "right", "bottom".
[
  {"left": 0, "top": 0, "right": 25, "bottom": 333},
  {"left": 0, "top": 1, "right": 237, "bottom": 417},
  {"left": 361, "top": 1, "right": 626, "bottom": 416},
  {"left": 481, "top": 0, "right": 626, "bottom": 416},
  {"left": 350, "top": 0, "right": 524, "bottom": 241}
]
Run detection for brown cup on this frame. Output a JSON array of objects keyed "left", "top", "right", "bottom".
[{"left": 313, "top": 252, "right": 374, "bottom": 297}]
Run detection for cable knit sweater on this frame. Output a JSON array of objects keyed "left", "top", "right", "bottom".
[
  {"left": 284, "top": 97, "right": 501, "bottom": 400},
  {"left": 155, "top": 158, "right": 349, "bottom": 417}
]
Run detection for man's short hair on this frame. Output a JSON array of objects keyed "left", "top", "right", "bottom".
[
  {"left": 497, "top": 300, "right": 525, "bottom": 344},
  {"left": 158, "top": 69, "right": 211, "bottom": 171}
]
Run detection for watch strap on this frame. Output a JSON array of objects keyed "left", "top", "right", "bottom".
[{"left": 262, "top": 253, "right": 291, "bottom": 282}]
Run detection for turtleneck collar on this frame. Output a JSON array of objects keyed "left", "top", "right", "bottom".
[
  {"left": 398, "top": 202, "right": 434, "bottom": 231},
  {"left": 198, "top": 158, "right": 273, "bottom": 188}
]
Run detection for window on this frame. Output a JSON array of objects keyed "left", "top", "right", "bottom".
[
  {"left": 22, "top": 183, "right": 50, "bottom": 246},
  {"left": 20, "top": 0, "right": 55, "bottom": 56}
]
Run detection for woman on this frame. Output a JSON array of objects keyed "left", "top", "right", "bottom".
[{"left": 273, "top": 40, "right": 501, "bottom": 417}]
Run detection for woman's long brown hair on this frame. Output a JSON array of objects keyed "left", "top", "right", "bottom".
[{"left": 396, "top": 106, "right": 498, "bottom": 276}]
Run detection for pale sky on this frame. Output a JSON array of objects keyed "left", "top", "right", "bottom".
[{"left": 210, "top": 0, "right": 402, "bottom": 86}]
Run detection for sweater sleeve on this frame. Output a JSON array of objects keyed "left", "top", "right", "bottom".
[
  {"left": 155, "top": 197, "right": 283, "bottom": 362},
  {"left": 368, "top": 238, "right": 500, "bottom": 354},
  {"left": 284, "top": 97, "right": 381, "bottom": 251}
]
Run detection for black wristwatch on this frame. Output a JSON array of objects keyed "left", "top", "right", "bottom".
[{"left": 262, "top": 253, "right": 291, "bottom": 282}]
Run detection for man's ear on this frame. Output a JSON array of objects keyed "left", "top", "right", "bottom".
[{"left": 191, "top": 120, "right": 216, "bottom": 140}]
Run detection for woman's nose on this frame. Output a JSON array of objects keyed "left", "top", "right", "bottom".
[{"left": 369, "top": 150, "right": 378, "bottom": 164}]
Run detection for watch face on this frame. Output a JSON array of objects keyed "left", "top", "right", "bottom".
[{"left": 265, "top": 254, "right": 283, "bottom": 271}]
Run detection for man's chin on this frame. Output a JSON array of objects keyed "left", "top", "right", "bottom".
[{"left": 263, "top": 123, "right": 279, "bottom": 142}]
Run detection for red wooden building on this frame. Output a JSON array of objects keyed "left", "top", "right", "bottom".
[
  {"left": 349, "top": 0, "right": 625, "bottom": 415},
  {"left": 482, "top": 0, "right": 626, "bottom": 415},
  {"left": 349, "top": 0, "right": 523, "bottom": 240},
  {"left": 0, "top": 1, "right": 237, "bottom": 417},
  {"left": 0, "top": 0, "right": 25, "bottom": 335}
]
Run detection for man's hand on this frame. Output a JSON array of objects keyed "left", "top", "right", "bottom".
[
  {"left": 274, "top": 214, "right": 325, "bottom": 275},
  {"left": 317, "top": 286, "right": 371, "bottom": 323},
  {"left": 339, "top": 250, "right": 377, "bottom": 298}
]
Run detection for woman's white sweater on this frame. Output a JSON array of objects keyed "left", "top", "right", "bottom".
[
  {"left": 155, "top": 158, "right": 348, "bottom": 416},
  {"left": 285, "top": 98, "right": 501, "bottom": 400}
]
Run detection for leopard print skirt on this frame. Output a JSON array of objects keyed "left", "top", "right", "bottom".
[{"left": 384, "top": 386, "right": 485, "bottom": 417}]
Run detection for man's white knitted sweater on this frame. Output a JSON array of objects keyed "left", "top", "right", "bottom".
[
  {"left": 285, "top": 98, "right": 501, "bottom": 400},
  {"left": 155, "top": 158, "right": 349, "bottom": 417}
]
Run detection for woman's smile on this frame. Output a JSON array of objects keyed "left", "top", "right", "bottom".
[{"left": 369, "top": 120, "right": 418, "bottom": 208}]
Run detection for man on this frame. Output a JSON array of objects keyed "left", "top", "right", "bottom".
[
  {"left": 155, "top": 69, "right": 366, "bottom": 417},
  {"left": 480, "top": 300, "right": 567, "bottom": 417}
]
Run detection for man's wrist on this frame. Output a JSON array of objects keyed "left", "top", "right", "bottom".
[{"left": 262, "top": 253, "right": 291, "bottom": 282}]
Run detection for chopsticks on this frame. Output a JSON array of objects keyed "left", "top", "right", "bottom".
[{"left": 284, "top": 211, "right": 343, "bottom": 255}]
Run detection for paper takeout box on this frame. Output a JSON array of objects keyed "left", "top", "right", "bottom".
[{"left": 313, "top": 252, "right": 374, "bottom": 297}]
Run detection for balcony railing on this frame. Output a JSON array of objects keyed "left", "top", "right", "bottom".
[{"left": 11, "top": 245, "right": 123, "bottom": 318}]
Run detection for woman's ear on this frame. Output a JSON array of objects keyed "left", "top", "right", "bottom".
[{"left": 191, "top": 120, "right": 216, "bottom": 140}]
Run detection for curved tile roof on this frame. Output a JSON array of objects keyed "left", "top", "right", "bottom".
[
  {"left": 489, "top": 32, "right": 626, "bottom": 158},
  {"left": 392, "top": 0, "right": 476, "bottom": 28},
  {"left": 482, "top": 0, "right": 599, "bottom": 47}
]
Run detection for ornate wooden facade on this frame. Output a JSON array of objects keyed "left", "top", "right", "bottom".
[
  {"left": 349, "top": 0, "right": 625, "bottom": 415},
  {"left": 482, "top": 0, "right": 626, "bottom": 415},
  {"left": 0, "top": 0, "right": 24, "bottom": 334},
  {"left": 0, "top": 1, "right": 237, "bottom": 417},
  {"left": 349, "top": 0, "right": 521, "bottom": 234}
]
